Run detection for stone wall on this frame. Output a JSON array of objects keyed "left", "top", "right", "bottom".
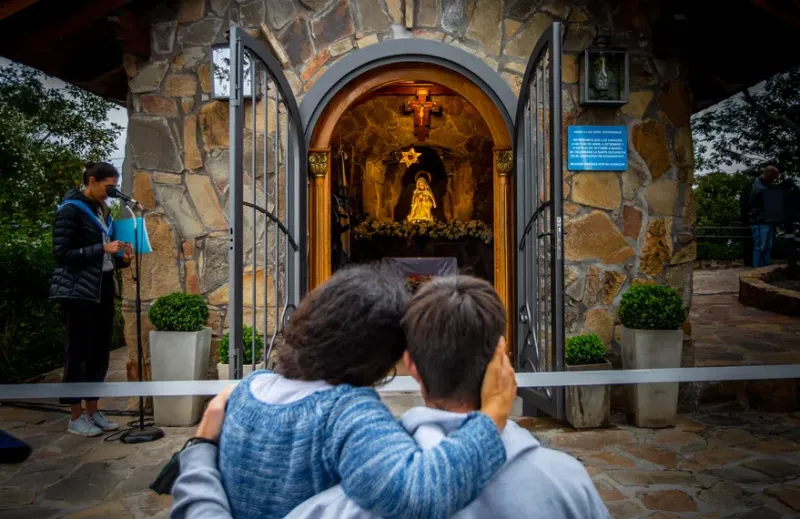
[{"left": 123, "top": 0, "right": 696, "bottom": 391}]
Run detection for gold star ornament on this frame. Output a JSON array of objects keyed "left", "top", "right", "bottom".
[{"left": 400, "top": 147, "right": 422, "bottom": 168}]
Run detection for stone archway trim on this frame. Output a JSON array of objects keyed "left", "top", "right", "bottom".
[{"left": 299, "top": 40, "right": 517, "bottom": 354}]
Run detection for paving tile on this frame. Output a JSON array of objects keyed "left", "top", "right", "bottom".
[
  {"left": 764, "top": 484, "right": 800, "bottom": 512},
  {"left": 690, "top": 447, "right": 751, "bottom": 468},
  {"left": 0, "top": 507, "right": 61, "bottom": 519},
  {"left": 61, "top": 502, "right": 133, "bottom": 518},
  {"left": 580, "top": 451, "right": 637, "bottom": 470},
  {"left": 605, "top": 500, "right": 646, "bottom": 519},
  {"left": 639, "top": 489, "right": 698, "bottom": 512},
  {"left": 744, "top": 458, "right": 800, "bottom": 481},
  {"left": 547, "top": 429, "right": 636, "bottom": 451},
  {"left": 696, "top": 480, "right": 749, "bottom": 510},
  {"left": 607, "top": 470, "right": 698, "bottom": 487},
  {"left": 709, "top": 465, "right": 776, "bottom": 484},
  {"left": 620, "top": 445, "right": 679, "bottom": 469},
  {"left": 731, "top": 507, "right": 783, "bottom": 519},
  {"left": 42, "top": 462, "right": 124, "bottom": 505}
]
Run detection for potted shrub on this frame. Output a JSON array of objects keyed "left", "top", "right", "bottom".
[
  {"left": 619, "top": 284, "right": 686, "bottom": 428},
  {"left": 148, "top": 293, "right": 211, "bottom": 427},
  {"left": 565, "top": 333, "right": 612, "bottom": 429},
  {"left": 217, "top": 325, "right": 265, "bottom": 380}
]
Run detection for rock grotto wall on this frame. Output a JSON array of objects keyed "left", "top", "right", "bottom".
[{"left": 123, "top": 0, "right": 696, "bottom": 395}]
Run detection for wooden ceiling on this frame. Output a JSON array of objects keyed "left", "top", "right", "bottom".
[
  {"left": 0, "top": 0, "right": 797, "bottom": 111},
  {"left": 647, "top": 0, "right": 800, "bottom": 111},
  {"left": 0, "top": 0, "right": 161, "bottom": 104}
]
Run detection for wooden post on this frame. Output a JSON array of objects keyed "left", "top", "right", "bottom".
[
  {"left": 308, "top": 149, "right": 331, "bottom": 289},
  {"left": 494, "top": 148, "right": 514, "bottom": 359}
]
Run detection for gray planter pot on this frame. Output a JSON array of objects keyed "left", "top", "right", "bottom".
[
  {"left": 620, "top": 326, "right": 683, "bottom": 428},
  {"left": 149, "top": 328, "right": 212, "bottom": 427},
  {"left": 565, "top": 360, "right": 612, "bottom": 429}
]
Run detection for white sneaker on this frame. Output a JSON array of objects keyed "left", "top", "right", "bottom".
[
  {"left": 67, "top": 413, "right": 103, "bottom": 437},
  {"left": 90, "top": 411, "right": 120, "bottom": 431}
]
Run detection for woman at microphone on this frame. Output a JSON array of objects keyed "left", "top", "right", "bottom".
[{"left": 50, "top": 162, "right": 133, "bottom": 437}]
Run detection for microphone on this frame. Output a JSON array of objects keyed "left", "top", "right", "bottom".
[{"left": 106, "top": 186, "right": 144, "bottom": 209}]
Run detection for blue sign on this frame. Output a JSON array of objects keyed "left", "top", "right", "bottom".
[{"left": 567, "top": 126, "right": 628, "bottom": 171}]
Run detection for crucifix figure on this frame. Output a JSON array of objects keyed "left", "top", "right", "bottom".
[{"left": 403, "top": 88, "right": 441, "bottom": 141}]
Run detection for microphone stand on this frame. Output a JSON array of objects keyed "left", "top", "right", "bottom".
[{"left": 120, "top": 201, "right": 164, "bottom": 444}]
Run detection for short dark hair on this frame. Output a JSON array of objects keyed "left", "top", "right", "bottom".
[
  {"left": 83, "top": 161, "right": 119, "bottom": 186},
  {"left": 276, "top": 264, "right": 409, "bottom": 387},
  {"left": 401, "top": 276, "right": 506, "bottom": 409}
]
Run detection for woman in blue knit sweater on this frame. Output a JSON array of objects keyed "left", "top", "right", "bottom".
[{"left": 216, "top": 265, "right": 516, "bottom": 519}]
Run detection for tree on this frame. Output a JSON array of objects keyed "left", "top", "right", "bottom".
[
  {"left": 0, "top": 65, "right": 122, "bottom": 230},
  {"left": 0, "top": 64, "right": 123, "bottom": 383},
  {"left": 692, "top": 66, "right": 800, "bottom": 176}
]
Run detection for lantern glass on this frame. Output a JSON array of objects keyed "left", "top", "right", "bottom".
[
  {"left": 581, "top": 48, "right": 628, "bottom": 106},
  {"left": 209, "top": 44, "right": 255, "bottom": 100}
]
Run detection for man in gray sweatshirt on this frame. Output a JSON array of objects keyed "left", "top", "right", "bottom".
[{"left": 171, "top": 276, "right": 610, "bottom": 519}]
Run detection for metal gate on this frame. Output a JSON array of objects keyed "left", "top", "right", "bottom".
[
  {"left": 514, "top": 22, "right": 565, "bottom": 419},
  {"left": 227, "top": 26, "right": 307, "bottom": 379}
]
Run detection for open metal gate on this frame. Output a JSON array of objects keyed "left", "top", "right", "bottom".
[
  {"left": 514, "top": 22, "right": 565, "bottom": 419},
  {"left": 227, "top": 26, "right": 307, "bottom": 379}
]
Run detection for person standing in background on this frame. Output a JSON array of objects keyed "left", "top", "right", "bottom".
[
  {"left": 749, "top": 165, "right": 780, "bottom": 268},
  {"left": 50, "top": 162, "right": 133, "bottom": 437}
]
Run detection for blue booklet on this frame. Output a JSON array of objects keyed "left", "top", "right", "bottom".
[{"left": 111, "top": 217, "right": 153, "bottom": 255}]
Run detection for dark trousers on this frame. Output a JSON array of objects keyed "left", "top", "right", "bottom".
[{"left": 60, "top": 272, "right": 116, "bottom": 405}]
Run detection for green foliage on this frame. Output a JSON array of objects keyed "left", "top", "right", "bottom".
[
  {"left": 565, "top": 334, "right": 607, "bottom": 366},
  {"left": 218, "top": 326, "right": 264, "bottom": 365},
  {"left": 148, "top": 293, "right": 209, "bottom": 332},
  {"left": 619, "top": 285, "right": 686, "bottom": 331},
  {"left": 0, "top": 64, "right": 123, "bottom": 382},
  {"left": 694, "top": 171, "right": 756, "bottom": 228},
  {"left": 692, "top": 67, "right": 799, "bottom": 175},
  {"left": 0, "top": 65, "right": 122, "bottom": 229}
]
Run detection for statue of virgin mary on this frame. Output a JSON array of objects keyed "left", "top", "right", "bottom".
[{"left": 406, "top": 171, "right": 436, "bottom": 223}]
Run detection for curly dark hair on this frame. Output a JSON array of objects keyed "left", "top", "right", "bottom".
[
  {"left": 401, "top": 276, "right": 506, "bottom": 409},
  {"left": 276, "top": 263, "right": 409, "bottom": 387}
]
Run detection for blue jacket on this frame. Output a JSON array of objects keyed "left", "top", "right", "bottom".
[
  {"left": 171, "top": 407, "right": 610, "bottom": 519},
  {"left": 203, "top": 372, "right": 506, "bottom": 519}
]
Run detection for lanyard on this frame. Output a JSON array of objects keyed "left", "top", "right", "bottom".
[{"left": 57, "top": 199, "right": 113, "bottom": 237}]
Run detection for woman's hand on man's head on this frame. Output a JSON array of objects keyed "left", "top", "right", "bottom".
[
  {"left": 195, "top": 384, "right": 236, "bottom": 442},
  {"left": 479, "top": 337, "right": 517, "bottom": 433}
]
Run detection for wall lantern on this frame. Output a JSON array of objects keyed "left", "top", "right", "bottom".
[
  {"left": 209, "top": 43, "right": 257, "bottom": 100},
  {"left": 580, "top": 46, "right": 629, "bottom": 107}
]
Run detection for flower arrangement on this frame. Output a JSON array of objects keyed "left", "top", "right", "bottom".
[
  {"left": 405, "top": 274, "right": 434, "bottom": 292},
  {"left": 352, "top": 219, "right": 493, "bottom": 244}
]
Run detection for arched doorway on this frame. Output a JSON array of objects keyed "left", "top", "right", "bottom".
[
  {"left": 300, "top": 43, "right": 517, "bottom": 352},
  {"left": 225, "top": 24, "right": 565, "bottom": 417}
]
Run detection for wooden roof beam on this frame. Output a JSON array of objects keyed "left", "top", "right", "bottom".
[
  {"left": 750, "top": 0, "right": 800, "bottom": 28},
  {"left": 26, "top": 0, "right": 133, "bottom": 43},
  {"left": 0, "top": 0, "right": 39, "bottom": 22},
  {"left": 108, "top": 10, "right": 150, "bottom": 59}
]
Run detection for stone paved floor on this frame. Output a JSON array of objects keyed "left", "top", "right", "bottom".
[
  {"left": 691, "top": 269, "right": 800, "bottom": 367},
  {"left": 3, "top": 406, "right": 800, "bottom": 518},
  {"left": 3, "top": 268, "right": 800, "bottom": 517}
]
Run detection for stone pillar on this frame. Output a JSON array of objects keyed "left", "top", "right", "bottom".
[
  {"left": 309, "top": 149, "right": 331, "bottom": 289},
  {"left": 494, "top": 149, "right": 514, "bottom": 358}
]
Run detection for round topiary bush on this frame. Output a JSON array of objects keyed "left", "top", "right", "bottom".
[
  {"left": 619, "top": 284, "right": 685, "bottom": 331},
  {"left": 148, "top": 293, "right": 209, "bottom": 332},
  {"left": 218, "top": 325, "right": 264, "bottom": 365},
  {"left": 565, "top": 333, "right": 607, "bottom": 366}
]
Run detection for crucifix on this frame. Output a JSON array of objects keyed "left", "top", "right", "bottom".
[{"left": 403, "top": 88, "right": 441, "bottom": 141}]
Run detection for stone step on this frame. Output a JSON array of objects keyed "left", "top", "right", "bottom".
[{"left": 695, "top": 378, "right": 799, "bottom": 413}]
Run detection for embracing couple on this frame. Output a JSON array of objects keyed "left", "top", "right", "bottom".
[{"left": 171, "top": 266, "right": 609, "bottom": 519}]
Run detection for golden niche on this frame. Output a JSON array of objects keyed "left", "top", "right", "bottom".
[{"left": 406, "top": 171, "right": 436, "bottom": 223}]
